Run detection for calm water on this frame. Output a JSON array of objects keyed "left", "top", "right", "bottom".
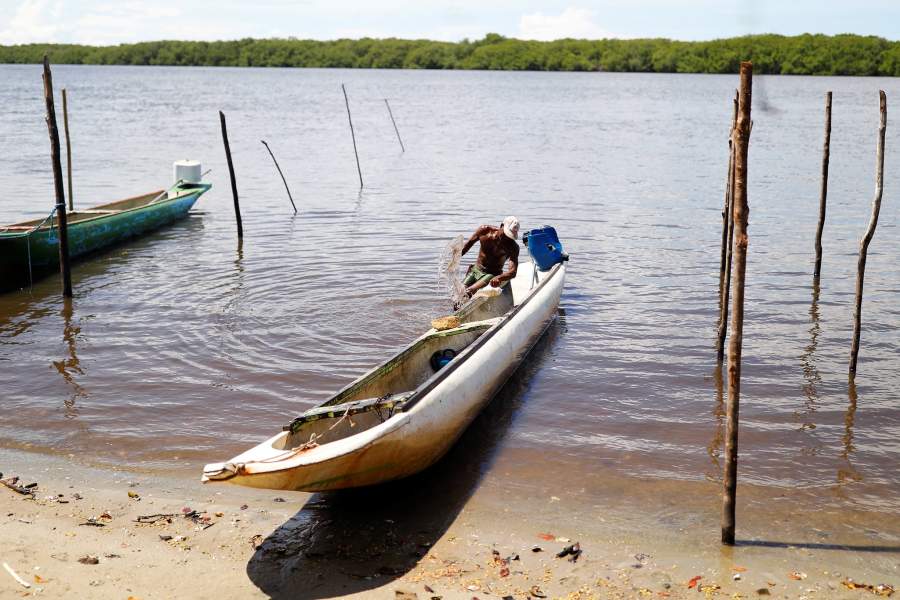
[{"left": 1, "top": 66, "right": 899, "bottom": 513}]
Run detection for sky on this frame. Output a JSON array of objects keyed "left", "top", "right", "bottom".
[{"left": 0, "top": 0, "right": 898, "bottom": 45}]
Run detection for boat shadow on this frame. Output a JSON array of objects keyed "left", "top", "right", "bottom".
[{"left": 245, "top": 313, "right": 565, "bottom": 599}]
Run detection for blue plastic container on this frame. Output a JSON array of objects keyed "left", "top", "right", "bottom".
[{"left": 523, "top": 226, "right": 568, "bottom": 271}]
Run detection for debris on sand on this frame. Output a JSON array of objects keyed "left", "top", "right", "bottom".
[
  {"left": 78, "top": 555, "right": 100, "bottom": 565},
  {"left": 3, "top": 562, "right": 31, "bottom": 588},
  {"left": 79, "top": 518, "right": 106, "bottom": 527},
  {"left": 0, "top": 474, "right": 36, "bottom": 497},
  {"left": 135, "top": 513, "right": 176, "bottom": 524},
  {"left": 556, "top": 542, "right": 580, "bottom": 560},
  {"left": 841, "top": 579, "right": 895, "bottom": 597}
]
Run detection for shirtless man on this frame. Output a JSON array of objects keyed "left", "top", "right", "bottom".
[{"left": 460, "top": 216, "right": 520, "bottom": 297}]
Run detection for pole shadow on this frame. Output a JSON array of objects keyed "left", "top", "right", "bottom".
[
  {"left": 736, "top": 539, "right": 900, "bottom": 553},
  {"left": 245, "top": 314, "right": 565, "bottom": 599}
]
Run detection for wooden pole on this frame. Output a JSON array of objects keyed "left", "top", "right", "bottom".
[
  {"left": 849, "top": 90, "right": 887, "bottom": 378},
  {"left": 813, "top": 91, "right": 832, "bottom": 279},
  {"left": 219, "top": 111, "right": 243, "bottom": 238},
  {"left": 718, "top": 90, "right": 738, "bottom": 299},
  {"left": 717, "top": 91, "right": 739, "bottom": 361},
  {"left": 722, "top": 60, "right": 753, "bottom": 546},
  {"left": 342, "top": 84, "right": 363, "bottom": 189},
  {"left": 42, "top": 57, "right": 73, "bottom": 298},
  {"left": 384, "top": 98, "right": 405, "bottom": 153},
  {"left": 62, "top": 88, "right": 73, "bottom": 211},
  {"left": 260, "top": 140, "right": 297, "bottom": 214}
]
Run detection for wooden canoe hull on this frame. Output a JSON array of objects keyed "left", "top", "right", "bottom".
[
  {"left": 203, "top": 262, "right": 566, "bottom": 492},
  {"left": 0, "top": 183, "right": 210, "bottom": 292}
]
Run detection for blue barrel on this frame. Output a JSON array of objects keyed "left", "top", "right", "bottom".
[{"left": 524, "top": 226, "right": 568, "bottom": 271}]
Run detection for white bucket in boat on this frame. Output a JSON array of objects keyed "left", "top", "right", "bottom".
[{"left": 173, "top": 160, "right": 202, "bottom": 184}]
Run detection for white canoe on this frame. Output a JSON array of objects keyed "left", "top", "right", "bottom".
[{"left": 202, "top": 260, "right": 566, "bottom": 492}]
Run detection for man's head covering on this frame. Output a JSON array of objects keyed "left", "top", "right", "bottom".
[{"left": 502, "top": 216, "right": 520, "bottom": 240}]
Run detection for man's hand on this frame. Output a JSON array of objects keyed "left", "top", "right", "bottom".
[{"left": 489, "top": 276, "right": 503, "bottom": 287}]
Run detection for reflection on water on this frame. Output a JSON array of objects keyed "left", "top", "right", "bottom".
[
  {"left": 0, "top": 66, "right": 898, "bottom": 513},
  {"left": 837, "top": 380, "right": 862, "bottom": 486},
  {"left": 706, "top": 363, "right": 725, "bottom": 478},
  {"left": 52, "top": 299, "right": 86, "bottom": 418},
  {"left": 799, "top": 280, "right": 822, "bottom": 432}
]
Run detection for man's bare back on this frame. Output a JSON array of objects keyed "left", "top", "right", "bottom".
[{"left": 461, "top": 219, "right": 520, "bottom": 296}]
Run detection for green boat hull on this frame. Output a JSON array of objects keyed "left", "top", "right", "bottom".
[{"left": 0, "top": 182, "right": 210, "bottom": 292}]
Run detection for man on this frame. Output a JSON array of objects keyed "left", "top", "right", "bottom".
[{"left": 461, "top": 216, "right": 520, "bottom": 298}]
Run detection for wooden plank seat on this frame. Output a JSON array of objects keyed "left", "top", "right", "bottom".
[{"left": 284, "top": 392, "right": 414, "bottom": 432}]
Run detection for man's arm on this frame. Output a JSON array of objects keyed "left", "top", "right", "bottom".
[
  {"left": 490, "top": 245, "right": 519, "bottom": 286},
  {"left": 461, "top": 225, "right": 490, "bottom": 256}
]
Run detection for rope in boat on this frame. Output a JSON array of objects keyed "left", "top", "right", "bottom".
[{"left": 248, "top": 404, "right": 355, "bottom": 465}]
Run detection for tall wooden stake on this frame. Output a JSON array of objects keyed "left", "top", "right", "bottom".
[
  {"left": 813, "top": 91, "right": 832, "bottom": 278},
  {"left": 717, "top": 90, "right": 739, "bottom": 361},
  {"left": 260, "top": 140, "right": 297, "bottom": 214},
  {"left": 62, "top": 88, "right": 73, "bottom": 211},
  {"left": 384, "top": 98, "right": 405, "bottom": 152},
  {"left": 722, "top": 61, "right": 753, "bottom": 546},
  {"left": 342, "top": 84, "right": 363, "bottom": 189},
  {"left": 42, "top": 57, "right": 73, "bottom": 298},
  {"left": 219, "top": 111, "right": 243, "bottom": 238},
  {"left": 849, "top": 91, "right": 887, "bottom": 378}
]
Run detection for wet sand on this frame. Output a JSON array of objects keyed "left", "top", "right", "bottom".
[{"left": 2, "top": 444, "right": 897, "bottom": 599}]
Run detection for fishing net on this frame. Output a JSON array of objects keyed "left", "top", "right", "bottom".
[{"left": 438, "top": 234, "right": 467, "bottom": 308}]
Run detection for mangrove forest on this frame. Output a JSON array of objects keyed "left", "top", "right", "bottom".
[{"left": 2, "top": 33, "right": 900, "bottom": 76}]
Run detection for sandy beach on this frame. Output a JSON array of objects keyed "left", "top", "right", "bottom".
[{"left": 1, "top": 444, "right": 897, "bottom": 600}]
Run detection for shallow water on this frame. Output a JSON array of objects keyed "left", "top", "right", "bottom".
[{"left": 1, "top": 65, "right": 899, "bottom": 515}]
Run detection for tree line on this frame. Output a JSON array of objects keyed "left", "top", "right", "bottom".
[{"left": 2, "top": 33, "right": 900, "bottom": 76}]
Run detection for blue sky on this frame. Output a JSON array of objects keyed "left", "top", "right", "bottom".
[{"left": 1, "top": 0, "right": 898, "bottom": 45}]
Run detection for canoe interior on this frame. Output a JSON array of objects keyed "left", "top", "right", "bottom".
[
  {"left": 0, "top": 186, "right": 213, "bottom": 231},
  {"left": 278, "top": 285, "right": 518, "bottom": 451}
]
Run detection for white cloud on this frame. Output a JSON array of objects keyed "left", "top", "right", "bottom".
[
  {"left": 74, "top": 3, "right": 184, "bottom": 44},
  {"left": 0, "top": 0, "right": 64, "bottom": 44},
  {"left": 518, "top": 7, "right": 616, "bottom": 41}
]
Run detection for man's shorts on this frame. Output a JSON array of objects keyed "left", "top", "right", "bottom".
[{"left": 464, "top": 264, "right": 495, "bottom": 287}]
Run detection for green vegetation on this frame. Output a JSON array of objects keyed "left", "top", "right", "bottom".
[{"left": 2, "top": 34, "right": 899, "bottom": 76}]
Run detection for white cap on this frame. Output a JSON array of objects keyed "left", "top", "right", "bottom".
[{"left": 502, "top": 216, "right": 520, "bottom": 240}]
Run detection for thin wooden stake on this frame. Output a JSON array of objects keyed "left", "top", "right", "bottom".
[
  {"left": 813, "top": 91, "right": 832, "bottom": 278},
  {"left": 849, "top": 90, "right": 887, "bottom": 378},
  {"left": 722, "top": 60, "right": 753, "bottom": 547},
  {"left": 219, "top": 111, "right": 243, "bottom": 238},
  {"left": 62, "top": 88, "right": 73, "bottom": 211},
  {"left": 718, "top": 90, "right": 738, "bottom": 299},
  {"left": 717, "top": 90, "right": 739, "bottom": 361},
  {"left": 384, "top": 98, "right": 405, "bottom": 152},
  {"left": 260, "top": 140, "right": 297, "bottom": 214},
  {"left": 42, "top": 56, "right": 72, "bottom": 298},
  {"left": 342, "top": 84, "right": 363, "bottom": 189}
]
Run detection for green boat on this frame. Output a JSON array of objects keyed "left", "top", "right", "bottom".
[{"left": 0, "top": 180, "right": 211, "bottom": 293}]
